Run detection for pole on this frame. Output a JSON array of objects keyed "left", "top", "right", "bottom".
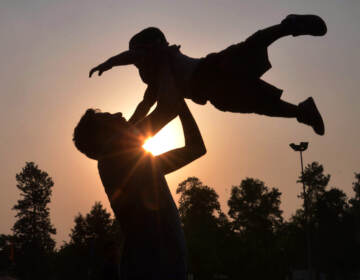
[{"left": 300, "top": 150, "right": 312, "bottom": 280}]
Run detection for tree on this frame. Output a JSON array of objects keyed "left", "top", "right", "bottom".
[
  {"left": 349, "top": 172, "right": 360, "bottom": 209},
  {"left": 346, "top": 173, "right": 360, "bottom": 273},
  {"left": 0, "top": 234, "right": 15, "bottom": 275},
  {"left": 177, "top": 177, "right": 222, "bottom": 226},
  {"left": 299, "top": 162, "right": 330, "bottom": 218},
  {"left": 176, "top": 177, "right": 228, "bottom": 279},
  {"left": 311, "top": 188, "right": 349, "bottom": 274},
  {"left": 291, "top": 163, "right": 355, "bottom": 275},
  {"left": 57, "top": 202, "right": 122, "bottom": 279},
  {"left": 314, "top": 188, "right": 348, "bottom": 223},
  {"left": 228, "top": 178, "right": 283, "bottom": 234},
  {"left": 227, "top": 178, "right": 283, "bottom": 278},
  {"left": 69, "top": 202, "right": 116, "bottom": 247},
  {"left": 11, "top": 162, "right": 56, "bottom": 279}
]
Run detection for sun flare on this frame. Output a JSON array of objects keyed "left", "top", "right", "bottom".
[{"left": 143, "top": 120, "right": 184, "bottom": 156}]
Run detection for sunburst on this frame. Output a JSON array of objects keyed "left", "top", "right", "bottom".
[{"left": 143, "top": 120, "right": 183, "bottom": 155}]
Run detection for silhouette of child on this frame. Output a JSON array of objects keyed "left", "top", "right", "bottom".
[
  {"left": 90, "top": 14, "right": 327, "bottom": 135},
  {"left": 75, "top": 63, "right": 205, "bottom": 280}
]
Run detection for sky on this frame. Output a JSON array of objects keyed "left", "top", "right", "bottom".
[{"left": 1, "top": 0, "right": 359, "bottom": 247}]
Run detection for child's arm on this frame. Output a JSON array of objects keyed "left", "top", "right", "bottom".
[
  {"left": 89, "top": 50, "right": 145, "bottom": 77},
  {"left": 128, "top": 86, "right": 157, "bottom": 125}
]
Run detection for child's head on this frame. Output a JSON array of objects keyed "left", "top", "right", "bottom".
[
  {"left": 129, "top": 27, "right": 168, "bottom": 50},
  {"left": 73, "top": 109, "right": 135, "bottom": 160}
]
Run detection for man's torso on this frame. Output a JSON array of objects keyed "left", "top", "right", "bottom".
[{"left": 97, "top": 150, "right": 186, "bottom": 278}]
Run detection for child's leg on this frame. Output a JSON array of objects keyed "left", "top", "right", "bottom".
[
  {"left": 246, "top": 14, "right": 327, "bottom": 49},
  {"left": 246, "top": 24, "right": 291, "bottom": 50},
  {"left": 258, "top": 97, "right": 325, "bottom": 135},
  {"left": 260, "top": 99, "right": 298, "bottom": 118},
  {"left": 218, "top": 78, "right": 324, "bottom": 134}
]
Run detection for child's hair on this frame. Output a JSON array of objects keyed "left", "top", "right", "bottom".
[
  {"left": 73, "top": 109, "right": 105, "bottom": 160},
  {"left": 129, "top": 27, "right": 168, "bottom": 50}
]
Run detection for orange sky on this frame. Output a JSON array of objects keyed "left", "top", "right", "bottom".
[{"left": 1, "top": 0, "right": 359, "bottom": 246}]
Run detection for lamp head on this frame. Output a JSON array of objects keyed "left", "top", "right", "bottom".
[{"left": 290, "top": 142, "right": 309, "bottom": 152}]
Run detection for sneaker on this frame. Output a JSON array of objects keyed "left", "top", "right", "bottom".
[
  {"left": 281, "top": 14, "right": 327, "bottom": 37},
  {"left": 297, "top": 97, "right": 325, "bottom": 135}
]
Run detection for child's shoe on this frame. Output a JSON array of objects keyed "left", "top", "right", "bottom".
[
  {"left": 297, "top": 97, "right": 325, "bottom": 135},
  {"left": 282, "top": 14, "right": 327, "bottom": 37}
]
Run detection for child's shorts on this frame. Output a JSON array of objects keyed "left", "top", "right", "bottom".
[{"left": 187, "top": 30, "right": 283, "bottom": 114}]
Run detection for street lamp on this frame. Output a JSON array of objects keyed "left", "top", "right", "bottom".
[{"left": 289, "top": 142, "right": 312, "bottom": 280}]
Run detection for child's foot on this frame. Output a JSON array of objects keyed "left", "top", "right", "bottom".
[
  {"left": 297, "top": 97, "right": 325, "bottom": 135},
  {"left": 281, "top": 14, "right": 327, "bottom": 37}
]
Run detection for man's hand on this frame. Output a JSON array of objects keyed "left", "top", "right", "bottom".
[{"left": 89, "top": 63, "right": 112, "bottom": 78}]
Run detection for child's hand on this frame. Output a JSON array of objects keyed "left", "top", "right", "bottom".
[{"left": 89, "top": 63, "right": 112, "bottom": 78}]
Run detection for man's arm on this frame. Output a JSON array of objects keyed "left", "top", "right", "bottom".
[
  {"left": 153, "top": 100, "right": 206, "bottom": 175},
  {"left": 89, "top": 50, "right": 145, "bottom": 77},
  {"left": 128, "top": 86, "right": 157, "bottom": 125},
  {"left": 135, "top": 56, "right": 182, "bottom": 138}
]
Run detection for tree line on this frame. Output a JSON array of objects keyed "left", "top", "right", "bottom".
[{"left": 0, "top": 161, "right": 359, "bottom": 279}]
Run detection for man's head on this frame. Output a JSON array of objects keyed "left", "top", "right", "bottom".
[
  {"left": 129, "top": 27, "right": 169, "bottom": 51},
  {"left": 73, "top": 109, "right": 137, "bottom": 160}
]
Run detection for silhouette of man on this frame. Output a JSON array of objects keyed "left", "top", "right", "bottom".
[
  {"left": 102, "top": 240, "right": 121, "bottom": 280},
  {"left": 73, "top": 64, "right": 206, "bottom": 280}
]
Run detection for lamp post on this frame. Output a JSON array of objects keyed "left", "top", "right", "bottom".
[{"left": 289, "top": 142, "right": 312, "bottom": 280}]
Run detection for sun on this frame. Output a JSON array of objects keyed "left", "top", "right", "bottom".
[{"left": 143, "top": 119, "right": 184, "bottom": 155}]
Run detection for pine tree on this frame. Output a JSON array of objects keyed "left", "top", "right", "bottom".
[
  {"left": 12, "top": 162, "right": 56, "bottom": 279},
  {"left": 58, "top": 202, "right": 122, "bottom": 279}
]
